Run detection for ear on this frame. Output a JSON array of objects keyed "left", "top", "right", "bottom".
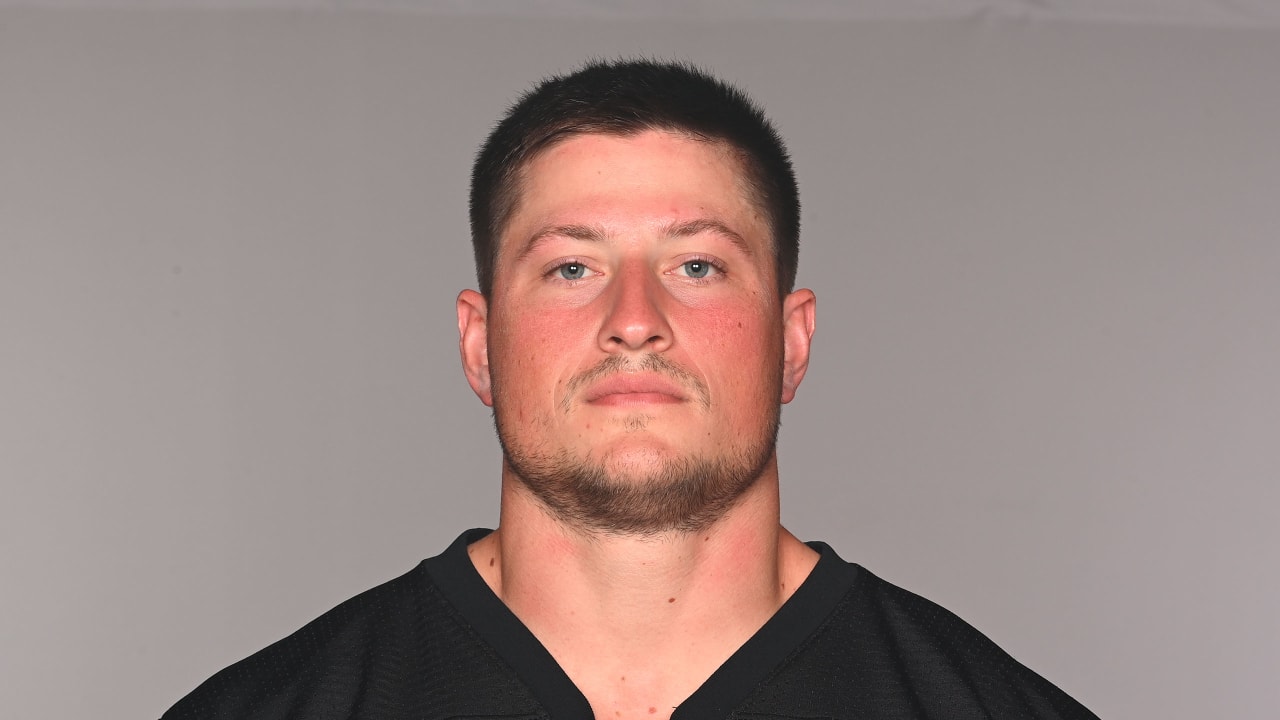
[
  {"left": 780, "top": 288, "right": 816, "bottom": 404},
  {"left": 457, "top": 289, "right": 493, "bottom": 407}
]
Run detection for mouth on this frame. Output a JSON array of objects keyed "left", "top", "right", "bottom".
[{"left": 581, "top": 374, "right": 689, "bottom": 406}]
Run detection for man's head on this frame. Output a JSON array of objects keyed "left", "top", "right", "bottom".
[
  {"left": 458, "top": 60, "right": 815, "bottom": 536},
  {"left": 469, "top": 59, "right": 800, "bottom": 299}
]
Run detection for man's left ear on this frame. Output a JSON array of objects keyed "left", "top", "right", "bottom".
[{"left": 780, "top": 289, "right": 816, "bottom": 404}]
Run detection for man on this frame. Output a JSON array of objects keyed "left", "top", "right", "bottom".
[{"left": 165, "top": 60, "right": 1097, "bottom": 720}]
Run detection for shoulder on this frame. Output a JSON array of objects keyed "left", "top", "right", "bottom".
[
  {"left": 161, "top": 562, "right": 446, "bottom": 720},
  {"left": 750, "top": 549, "right": 1099, "bottom": 719}
]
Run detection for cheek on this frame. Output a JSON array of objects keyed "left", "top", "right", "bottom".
[
  {"left": 680, "top": 300, "right": 781, "bottom": 395},
  {"left": 490, "top": 307, "right": 589, "bottom": 401}
]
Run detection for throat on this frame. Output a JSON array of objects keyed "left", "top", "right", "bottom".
[{"left": 475, "top": 481, "right": 821, "bottom": 717}]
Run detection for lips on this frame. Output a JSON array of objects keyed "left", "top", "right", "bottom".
[{"left": 581, "top": 374, "right": 689, "bottom": 405}]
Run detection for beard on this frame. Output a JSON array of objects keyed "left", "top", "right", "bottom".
[{"left": 492, "top": 355, "right": 782, "bottom": 536}]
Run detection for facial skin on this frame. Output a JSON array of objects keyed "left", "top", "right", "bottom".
[{"left": 458, "top": 130, "right": 815, "bottom": 536}]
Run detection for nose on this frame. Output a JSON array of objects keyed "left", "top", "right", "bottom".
[{"left": 598, "top": 262, "right": 673, "bottom": 354}]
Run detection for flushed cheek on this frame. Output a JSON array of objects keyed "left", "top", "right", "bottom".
[
  {"left": 677, "top": 296, "right": 777, "bottom": 355},
  {"left": 680, "top": 315, "right": 781, "bottom": 407},
  {"left": 492, "top": 313, "right": 592, "bottom": 412},
  {"left": 498, "top": 297, "right": 590, "bottom": 354}
]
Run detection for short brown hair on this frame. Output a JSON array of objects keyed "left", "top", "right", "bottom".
[{"left": 469, "top": 59, "right": 800, "bottom": 297}]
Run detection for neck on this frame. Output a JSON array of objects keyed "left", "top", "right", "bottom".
[{"left": 467, "top": 456, "right": 819, "bottom": 718}]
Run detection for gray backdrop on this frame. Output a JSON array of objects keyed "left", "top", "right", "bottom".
[{"left": 2, "top": 2, "right": 1278, "bottom": 718}]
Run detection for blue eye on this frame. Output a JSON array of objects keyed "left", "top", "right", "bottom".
[
  {"left": 558, "top": 263, "right": 587, "bottom": 280},
  {"left": 682, "top": 260, "right": 713, "bottom": 279}
]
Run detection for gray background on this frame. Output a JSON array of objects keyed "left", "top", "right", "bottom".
[{"left": 2, "top": 2, "right": 1278, "bottom": 718}]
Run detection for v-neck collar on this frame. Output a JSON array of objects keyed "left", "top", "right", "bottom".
[{"left": 424, "top": 528, "right": 859, "bottom": 720}]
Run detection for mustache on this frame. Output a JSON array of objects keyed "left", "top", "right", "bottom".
[{"left": 563, "top": 354, "right": 710, "bottom": 411}]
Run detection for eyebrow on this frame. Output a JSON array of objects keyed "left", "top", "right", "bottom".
[
  {"left": 662, "top": 218, "right": 754, "bottom": 259},
  {"left": 514, "top": 224, "right": 607, "bottom": 264},
  {"left": 514, "top": 218, "right": 754, "bottom": 264}
]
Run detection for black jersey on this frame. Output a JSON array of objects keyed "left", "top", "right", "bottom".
[{"left": 164, "top": 529, "right": 1097, "bottom": 720}]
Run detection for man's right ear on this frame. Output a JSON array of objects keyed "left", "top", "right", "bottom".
[{"left": 457, "top": 289, "right": 493, "bottom": 407}]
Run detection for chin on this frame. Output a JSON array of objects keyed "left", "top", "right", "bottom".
[
  {"left": 503, "top": 436, "right": 776, "bottom": 535},
  {"left": 597, "top": 448, "right": 687, "bottom": 485}
]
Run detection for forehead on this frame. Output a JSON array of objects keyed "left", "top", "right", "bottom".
[{"left": 499, "top": 130, "right": 766, "bottom": 255}]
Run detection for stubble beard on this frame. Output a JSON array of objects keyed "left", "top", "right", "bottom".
[{"left": 492, "top": 357, "right": 783, "bottom": 537}]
